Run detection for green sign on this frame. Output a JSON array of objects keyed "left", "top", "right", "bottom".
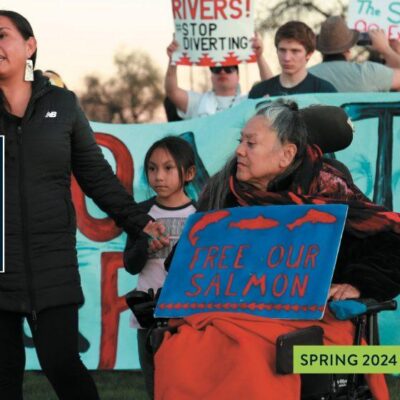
[{"left": 294, "top": 345, "right": 400, "bottom": 373}]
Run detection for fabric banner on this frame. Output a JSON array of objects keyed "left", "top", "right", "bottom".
[
  {"left": 348, "top": 0, "right": 400, "bottom": 37},
  {"left": 156, "top": 204, "right": 348, "bottom": 320},
  {"left": 171, "top": 0, "right": 255, "bottom": 66},
  {"left": 24, "top": 92, "right": 400, "bottom": 369}
]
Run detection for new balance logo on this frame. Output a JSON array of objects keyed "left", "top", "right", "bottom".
[{"left": 45, "top": 111, "right": 57, "bottom": 118}]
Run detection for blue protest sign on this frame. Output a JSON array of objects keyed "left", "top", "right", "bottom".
[{"left": 155, "top": 204, "right": 348, "bottom": 320}]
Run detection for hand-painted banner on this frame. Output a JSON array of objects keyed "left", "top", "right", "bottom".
[
  {"left": 171, "top": 0, "right": 255, "bottom": 66},
  {"left": 156, "top": 204, "right": 348, "bottom": 319},
  {"left": 22, "top": 92, "right": 400, "bottom": 369},
  {"left": 348, "top": 0, "right": 400, "bottom": 37}
]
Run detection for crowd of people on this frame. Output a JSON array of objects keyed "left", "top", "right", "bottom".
[
  {"left": 166, "top": 16, "right": 400, "bottom": 121},
  {"left": 1, "top": 7, "right": 400, "bottom": 400}
]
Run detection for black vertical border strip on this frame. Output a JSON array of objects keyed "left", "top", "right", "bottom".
[{"left": 1, "top": 136, "right": 3, "bottom": 273}]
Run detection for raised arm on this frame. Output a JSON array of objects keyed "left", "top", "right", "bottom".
[
  {"left": 369, "top": 29, "right": 400, "bottom": 68},
  {"left": 251, "top": 33, "right": 273, "bottom": 81},
  {"left": 165, "top": 39, "right": 189, "bottom": 114}
]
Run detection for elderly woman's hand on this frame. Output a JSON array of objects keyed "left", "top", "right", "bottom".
[{"left": 328, "top": 283, "right": 360, "bottom": 300}]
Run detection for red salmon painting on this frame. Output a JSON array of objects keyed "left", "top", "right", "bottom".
[
  {"left": 229, "top": 215, "right": 279, "bottom": 230},
  {"left": 287, "top": 209, "right": 337, "bottom": 231},
  {"left": 189, "top": 210, "right": 231, "bottom": 245}
]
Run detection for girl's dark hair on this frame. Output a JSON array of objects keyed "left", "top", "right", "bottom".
[
  {"left": 144, "top": 136, "right": 195, "bottom": 187},
  {"left": 0, "top": 10, "right": 37, "bottom": 67}
]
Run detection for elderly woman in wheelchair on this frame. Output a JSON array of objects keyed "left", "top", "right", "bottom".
[{"left": 131, "top": 100, "right": 400, "bottom": 400}]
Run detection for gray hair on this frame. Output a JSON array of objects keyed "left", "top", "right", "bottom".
[
  {"left": 255, "top": 99, "right": 307, "bottom": 153},
  {"left": 198, "top": 99, "right": 309, "bottom": 211}
]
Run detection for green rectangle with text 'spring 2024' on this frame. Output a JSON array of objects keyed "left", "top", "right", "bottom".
[{"left": 294, "top": 346, "right": 400, "bottom": 373}]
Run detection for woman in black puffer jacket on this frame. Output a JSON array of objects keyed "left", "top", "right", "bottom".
[{"left": 0, "top": 10, "right": 167, "bottom": 400}]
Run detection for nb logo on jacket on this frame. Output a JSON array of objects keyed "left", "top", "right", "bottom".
[{"left": 45, "top": 111, "right": 57, "bottom": 118}]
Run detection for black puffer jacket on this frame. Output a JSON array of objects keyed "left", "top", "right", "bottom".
[{"left": 0, "top": 71, "right": 150, "bottom": 314}]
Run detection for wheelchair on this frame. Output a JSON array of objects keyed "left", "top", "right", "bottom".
[
  {"left": 276, "top": 298, "right": 397, "bottom": 400},
  {"left": 126, "top": 290, "right": 397, "bottom": 400}
]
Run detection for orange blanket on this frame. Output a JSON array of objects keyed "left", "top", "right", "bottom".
[{"left": 154, "top": 311, "right": 389, "bottom": 400}]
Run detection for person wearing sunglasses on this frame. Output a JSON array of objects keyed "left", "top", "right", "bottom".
[{"left": 165, "top": 34, "right": 272, "bottom": 120}]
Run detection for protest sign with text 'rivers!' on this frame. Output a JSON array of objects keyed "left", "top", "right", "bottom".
[
  {"left": 156, "top": 204, "right": 348, "bottom": 320},
  {"left": 171, "top": 0, "right": 255, "bottom": 66}
]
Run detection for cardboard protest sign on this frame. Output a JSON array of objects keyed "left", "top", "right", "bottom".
[
  {"left": 348, "top": 0, "right": 400, "bottom": 38},
  {"left": 155, "top": 204, "right": 348, "bottom": 320},
  {"left": 171, "top": 0, "right": 255, "bottom": 66}
]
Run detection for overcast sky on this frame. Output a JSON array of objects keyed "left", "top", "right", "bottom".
[
  {"left": 3, "top": 1, "right": 322, "bottom": 94},
  {"left": 2, "top": 0, "right": 177, "bottom": 91}
]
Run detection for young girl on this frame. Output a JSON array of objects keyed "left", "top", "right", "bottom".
[{"left": 124, "top": 136, "right": 197, "bottom": 399}]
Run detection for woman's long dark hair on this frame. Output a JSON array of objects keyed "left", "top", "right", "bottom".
[{"left": 0, "top": 10, "right": 37, "bottom": 66}]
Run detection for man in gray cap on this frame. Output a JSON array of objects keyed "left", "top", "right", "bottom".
[{"left": 309, "top": 16, "right": 400, "bottom": 91}]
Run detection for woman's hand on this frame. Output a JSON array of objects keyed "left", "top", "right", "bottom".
[
  {"left": 328, "top": 283, "right": 360, "bottom": 300},
  {"left": 143, "top": 221, "right": 170, "bottom": 252}
]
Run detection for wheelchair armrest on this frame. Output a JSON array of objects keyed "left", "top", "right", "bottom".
[
  {"left": 360, "top": 299, "right": 397, "bottom": 314},
  {"left": 150, "top": 324, "right": 177, "bottom": 354},
  {"left": 328, "top": 298, "right": 397, "bottom": 321},
  {"left": 125, "top": 289, "right": 159, "bottom": 328},
  {"left": 276, "top": 326, "right": 324, "bottom": 374}
]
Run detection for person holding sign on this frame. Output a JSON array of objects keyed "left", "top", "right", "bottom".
[
  {"left": 309, "top": 16, "right": 400, "bottom": 92},
  {"left": 0, "top": 10, "right": 167, "bottom": 400},
  {"left": 249, "top": 21, "right": 337, "bottom": 98},
  {"left": 155, "top": 100, "right": 400, "bottom": 400},
  {"left": 165, "top": 34, "right": 272, "bottom": 119}
]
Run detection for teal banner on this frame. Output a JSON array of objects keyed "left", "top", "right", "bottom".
[{"left": 23, "top": 93, "right": 400, "bottom": 369}]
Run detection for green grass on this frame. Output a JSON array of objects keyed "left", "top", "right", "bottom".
[
  {"left": 23, "top": 371, "right": 399, "bottom": 399},
  {"left": 23, "top": 371, "right": 148, "bottom": 400},
  {"left": 388, "top": 375, "right": 400, "bottom": 399}
]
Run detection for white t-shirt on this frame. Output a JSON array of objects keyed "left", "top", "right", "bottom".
[
  {"left": 132, "top": 201, "right": 196, "bottom": 328},
  {"left": 177, "top": 90, "right": 247, "bottom": 119}
]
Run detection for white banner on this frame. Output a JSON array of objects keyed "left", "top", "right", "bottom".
[
  {"left": 171, "top": 0, "right": 255, "bottom": 66},
  {"left": 348, "top": 0, "right": 400, "bottom": 38}
]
